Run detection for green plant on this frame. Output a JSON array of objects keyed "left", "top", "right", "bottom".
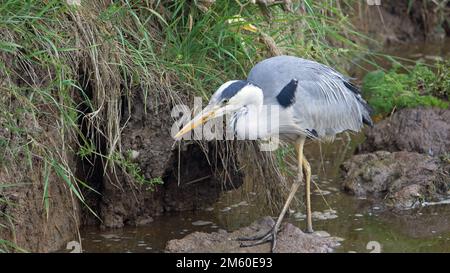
[
  {"left": 362, "top": 62, "right": 449, "bottom": 115},
  {"left": 112, "top": 151, "right": 163, "bottom": 191}
]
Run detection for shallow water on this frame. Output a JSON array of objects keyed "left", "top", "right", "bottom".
[
  {"left": 79, "top": 133, "right": 450, "bottom": 253},
  {"left": 78, "top": 40, "right": 450, "bottom": 253}
]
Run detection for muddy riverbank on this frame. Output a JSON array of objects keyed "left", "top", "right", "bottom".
[{"left": 1, "top": 0, "right": 449, "bottom": 253}]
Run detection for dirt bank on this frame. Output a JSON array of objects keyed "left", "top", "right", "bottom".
[
  {"left": 0, "top": 96, "right": 80, "bottom": 252},
  {"left": 354, "top": 0, "right": 449, "bottom": 44},
  {"left": 81, "top": 90, "right": 244, "bottom": 228},
  {"left": 358, "top": 108, "right": 450, "bottom": 156},
  {"left": 166, "top": 216, "right": 341, "bottom": 253}
]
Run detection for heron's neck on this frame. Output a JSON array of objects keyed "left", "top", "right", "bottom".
[{"left": 233, "top": 102, "right": 280, "bottom": 140}]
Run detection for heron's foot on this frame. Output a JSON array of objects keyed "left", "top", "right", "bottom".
[
  {"left": 237, "top": 226, "right": 279, "bottom": 252},
  {"left": 305, "top": 228, "right": 314, "bottom": 234}
]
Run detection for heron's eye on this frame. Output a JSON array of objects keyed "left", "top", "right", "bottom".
[{"left": 222, "top": 99, "right": 229, "bottom": 104}]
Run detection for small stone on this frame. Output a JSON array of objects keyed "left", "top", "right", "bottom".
[
  {"left": 354, "top": 214, "right": 364, "bottom": 217},
  {"left": 220, "top": 207, "right": 231, "bottom": 212},
  {"left": 100, "top": 234, "right": 120, "bottom": 240},
  {"left": 314, "top": 231, "right": 330, "bottom": 237},
  {"left": 192, "top": 220, "right": 213, "bottom": 226},
  {"left": 314, "top": 190, "right": 331, "bottom": 195},
  {"left": 237, "top": 201, "right": 249, "bottom": 206},
  {"left": 130, "top": 150, "right": 140, "bottom": 159},
  {"left": 204, "top": 207, "right": 214, "bottom": 211},
  {"left": 293, "top": 212, "right": 306, "bottom": 219}
]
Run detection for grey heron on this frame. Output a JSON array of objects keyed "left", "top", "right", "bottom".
[{"left": 175, "top": 55, "right": 373, "bottom": 251}]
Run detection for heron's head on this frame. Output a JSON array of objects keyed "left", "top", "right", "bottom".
[{"left": 175, "top": 80, "right": 263, "bottom": 138}]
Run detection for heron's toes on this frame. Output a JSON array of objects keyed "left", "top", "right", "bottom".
[{"left": 237, "top": 227, "right": 278, "bottom": 252}]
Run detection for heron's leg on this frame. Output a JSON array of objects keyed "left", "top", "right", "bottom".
[
  {"left": 303, "top": 157, "right": 314, "bottom": 233},
  {"left": 238, "top": 136, "right": 305, "bottom": 251}
]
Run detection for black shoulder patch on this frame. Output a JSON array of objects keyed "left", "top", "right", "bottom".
[
  {"left": 276, "top": 79, "right": 298, "bottom": 108},
  {"left": 343, "top": 80, "right": 361, "bottom": 95},
  {"left": 306, "top": 129, "right": 319, "bottom": 138},
  {"left": 220, "top": 80, "right": 249, "bottom": 100}
]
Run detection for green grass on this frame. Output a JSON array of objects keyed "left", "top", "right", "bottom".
[{"left": 362, "top": 61, "right": 449, "bottom": 115}]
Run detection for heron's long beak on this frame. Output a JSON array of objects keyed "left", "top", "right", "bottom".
[{"left": 174, "top": 105, "right": 224, "bottom": 139}]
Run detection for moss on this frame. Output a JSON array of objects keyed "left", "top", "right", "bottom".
[{"left": 362, "top": 61, "right": 450, "bottom": 115}]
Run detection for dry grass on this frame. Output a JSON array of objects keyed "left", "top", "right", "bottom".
[{"left": 0, "top": 0, "right": 370, "bottom": 251}]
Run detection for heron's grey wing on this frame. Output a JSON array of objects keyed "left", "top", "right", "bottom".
[{"left": 247, "top": 55, "right": 372, "bottom": 138}]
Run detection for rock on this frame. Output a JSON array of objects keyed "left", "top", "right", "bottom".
[
  {"left": 191, "top": 220, "right": 213, "bottom": 226},
  {"left": 165, "top": 217, "right": 340, "bottom": 253},
  {"left": 341, "top": 151, "right": 450, "bottom": 209},
  {"left": 358, "top": 108, "right": 450, "bottom": 156},
  {"left": 136, "top": 216, "right": 154, "bottom": 226},
  {"left": 220, "top": 207, "right": 232, "bottom": 212}
]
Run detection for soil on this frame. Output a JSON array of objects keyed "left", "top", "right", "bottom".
[
  {"left": 358, "top": 108, "right": 450, "bottom": 157},
  {"left": 353, "top": 0, "right": 449, "bottom": 44},
  {"left": 0, "top": 101, "right": 80, "bottom": 252},
  {"left": 82, "top": 90, "right": 244, "bottom": 228}
]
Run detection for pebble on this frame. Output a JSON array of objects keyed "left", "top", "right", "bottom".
[
  {"left": 354, "top": 214, "right": 364, "bottom": 217},
  {"left": 192, "top": 220, "right": 213, "bottom": 226},
  {"left": 354, "top": 228, "right": 364, "bottom": 231},
  {"left": 220, "top": 207, "right": 232, "bottom": 212},
  {"left": 293, "top": 212, "right": 306, "bottom": 219},
  {"left": 314, "top": 231, "right": 330, "bottom": 237},
  {"left": 237, "top": 201, "right": 249, "bottom": 206},
  {"left": 204, "top": 207, "right": 214, "bottom": 211},
  {"left": 314, "top": 190, "right": 331, "bottom": 195},
  {"left": 100, "top": 234, "right": 120, "bottom": 239}
]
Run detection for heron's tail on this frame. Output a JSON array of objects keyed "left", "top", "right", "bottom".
[{"left": 343, "top": 81, "right": 373, "bottom": 127}]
